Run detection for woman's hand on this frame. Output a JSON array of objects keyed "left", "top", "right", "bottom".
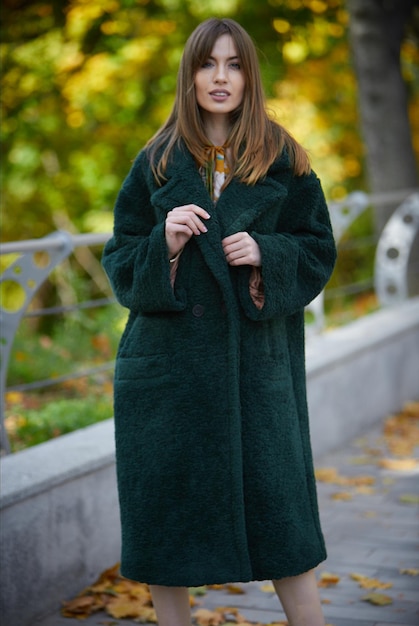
[
  {"left": 165, "top": 204, "right": 211, "bottom": 258},
  {"left": 222, "top": 232, "right": 262, "bottom": 267}
]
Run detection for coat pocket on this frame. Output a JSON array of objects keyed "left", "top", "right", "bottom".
[{"left": 115, "top": 354, "right": 170, "bottom": 380}]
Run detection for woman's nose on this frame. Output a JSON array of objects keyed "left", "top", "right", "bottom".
[{"left": 214, "top": 64, "right": 227, "bottom": 82}]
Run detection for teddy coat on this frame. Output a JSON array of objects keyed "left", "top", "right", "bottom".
[{"left": 102, "top": 141, "right": 337, "bottom": 587}]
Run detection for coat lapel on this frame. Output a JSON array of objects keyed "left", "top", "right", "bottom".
[
  {"left": 215, "top": 174, "right": 288, "bottom": 237},
  {"left": 148, "top": 144, "right": 289, "bottom": 295}
]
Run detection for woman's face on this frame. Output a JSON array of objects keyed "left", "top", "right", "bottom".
[{"left": 194, "top": 34, "right": 245, "bottom": 120}]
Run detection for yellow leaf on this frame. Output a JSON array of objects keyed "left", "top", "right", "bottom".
[
  {"left": 260, "top": 584, "right": 276, "bottom": 593},
  {"left": 400, "top": 568, "right": 419, "bottom": 576},
  {"left": 355, "top": 485, "right": 375, "bottom": 495},
  {"left": 61, "top": 595, "right": 101, "bottom": 617},
  {"left": 331, "top": 491, "right": 352, "bottom": 501},
  {"left": 189, "top": 586, "right": 207, "bottom": 596},
  {"left": 350, "top": 573, "right": 392, "bottom": 589},
  {"left": 5, "top": 391, "right": 24, "bottom": 405},
  {"left": 107, "top": 596, "right": 156, "bottom": 621},
  {"left": 93, "top": 563, "right": 121, "bottom": 586},
  {"left": 193, "top": 608, "right": 225, "bottom": 626},
  {"left": 402, "top": 401, "right": 419, "bottom": 416},
  {"left": 318, "top": 572, "right": 340, "bottom": 587},
  {"left": 226, "top": 584, "right": 245, "bottom": 594},
  {"left": 315, "top": 467, "right": 341, "bottom": 483},
  {"left": 379, "top": 458, "right": 418, "bottom": 471},
  {"left": 361, "top": 592, "right": 393, "bottom": 605},
  {"left": 399, "top": 493, "right": 419, "bottom": 505}
]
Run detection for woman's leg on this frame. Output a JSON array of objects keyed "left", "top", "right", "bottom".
[
  {"left": 149, "top": 585, "right": 192, "bottom": 626},
  {"left": 272, "top": 569, "right": 325, "bottom": 626}
]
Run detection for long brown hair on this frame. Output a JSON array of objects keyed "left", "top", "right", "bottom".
[{"left": 146, "top": 18, "right": 310, "bottom": 184}]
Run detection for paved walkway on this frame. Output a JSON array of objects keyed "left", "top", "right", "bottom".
[{"left": 36, "top": 421, "right": 419, "bottom": 626}]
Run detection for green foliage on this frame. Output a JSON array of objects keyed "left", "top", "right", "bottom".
[
  {"left": 1, "top": 0, "right": 365, "bottom": 245},
  {"left": 7, "top": 304, "right": 125, "bottom": 386},
  {"left": 5, "top": 304, "right": 126, "bottom": 451},
  {"left": 6, "top": 395, "right": 113, "bottom": 452}
]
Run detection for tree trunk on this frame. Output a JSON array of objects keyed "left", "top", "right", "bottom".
[{"left": 347, "top": 0, "right": 418, "bottom": 232}]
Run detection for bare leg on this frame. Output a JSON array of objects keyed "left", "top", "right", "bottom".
[
  {"left": 149, "top": 585, "right": 192, "bottom": 626},
  {"left": 273, "top": 569, "right": 325, "bottom": 626}
]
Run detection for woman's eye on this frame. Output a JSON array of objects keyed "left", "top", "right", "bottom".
[
  {"left": 202, "top": 61, "right": 213, "bottom": 68},
  {"left": 229, "top": 62, "right": 241, "bottom": 70}
]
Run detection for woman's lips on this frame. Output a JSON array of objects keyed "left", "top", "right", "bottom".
[{"left": 209, "top": 91, "right": 230, "bottom": 102}]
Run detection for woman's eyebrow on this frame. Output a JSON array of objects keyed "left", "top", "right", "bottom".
[{"left": 207, "top": 55, "right": 240, "bottom": 61}]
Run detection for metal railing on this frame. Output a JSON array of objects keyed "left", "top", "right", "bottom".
[{"left": 1, "top": 189, "right": 418, "bottom": 453}]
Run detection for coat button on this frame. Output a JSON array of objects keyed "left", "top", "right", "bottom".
[{"left": 192, "top": 304, "right": 205, "bottom": 317}]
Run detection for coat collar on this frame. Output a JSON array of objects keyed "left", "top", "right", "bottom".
[
  {"left": 150, "top": 142, "right": 289, "bottom": 236},
  {"left": 149, "top": 143, "right": 290, "bottom": 292}
]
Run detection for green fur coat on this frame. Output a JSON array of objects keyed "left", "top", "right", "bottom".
[{"left": 102, "top": 142, "right": 337, "bottom": 587}]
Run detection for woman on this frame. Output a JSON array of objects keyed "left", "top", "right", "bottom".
[{"left": 102, "top": 17, "right": 337, "bottom": 626}]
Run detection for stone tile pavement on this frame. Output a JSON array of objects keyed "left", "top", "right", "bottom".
[{"left": 35, "top": 422, "right": 419, "bottom": 626}]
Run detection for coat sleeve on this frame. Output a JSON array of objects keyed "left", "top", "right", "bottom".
[
  {"left": 237, "top": 171, "right": 336, "bottom": 321},
  {"left": 101, "top": 152, "right": 187, "bottom": 313}
]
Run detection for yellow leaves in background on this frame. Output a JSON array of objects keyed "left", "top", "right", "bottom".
[
  {"left": 378, "top": 402, "right": 419, "bottom": 473},
  {"left": 318, "top": 572, "right": 340, "bottom": 587},
  {"left": 382, "top": 401, "right": 419, "bottom": 458},
  {"left": 379, "top": 458, "right": 418, "bottom": 471},
  {"left": 399, "top": 493, "right": 419, "bottom": 505},
  {"left": 316, "top": 401, "right": 419, "bottom": 502},
  {"left": 61, "top": 563, "right": 157, "bottom": 621},
  {"left": 361, "top": 592, "right": 393, "bottom": 606},
  {"left": 350, "top": 573, "right": 392, "bottom": 590},
  {"left": 194, "top": 607, "right": 287, "bottom": 626},
  {"left": 315, "top": 467, "right": 375, "bottom": 501}
]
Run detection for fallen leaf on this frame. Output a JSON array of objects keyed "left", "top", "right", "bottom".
[
  {"left": 61, "top": 595, "right": 100, "bottom": 617},
  {"left": 331, "top": 491, "right": 353, "bottom": 501},
  {"left": 315, "top": 468, "right": 375, "bottom": 490},
  {"left": 315, "top": 467, "right": 342, "bottom": 483},
  {"left": 361, "top": 592, "right": 393, "bottom": 605},
  {"left": 193, "top": 608, "right": 227, "bottom": 626},
  {"left": 379, "top": 458, "right": 418, "bottom": 471},
  {"left": 226, "top": 584, "right": 245, "bottom": 594},
  {"left": 318, "top": 572, "right": 340, "bottom": 587},
  {"left": 260, "top": 584, "right": 275, "bottom": 593},
  {"left": 189, "top": 586, "right": 208, "bottom": 596},
  {"left": 399, "top": 493, "right": 419, "bottom": 505},
  {"left": 355, "top": 485, "right": 375, "bottom": 495},
  {"left": 350, "top": 573, "right": 392, "bottom": 590},
  {"left": 400, "top": 568, "right": 419, "bottom": 576},
  {"left": 402, "top": 401, "right": 419, "bottom": 416},
  {"left": 382, "top": 405, "right": 419, "bottom": 456},
  {"left": 107, "top": 596, "right": 156, "bottom": 620}
]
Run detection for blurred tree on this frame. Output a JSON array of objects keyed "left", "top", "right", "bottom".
[{"left": 347, "top": 0, "right": 419, "bottom": 231}]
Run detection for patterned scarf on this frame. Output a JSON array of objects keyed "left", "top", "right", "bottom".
[{"left": 201, "top": 146, "right": 230, "bottom": 203}]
